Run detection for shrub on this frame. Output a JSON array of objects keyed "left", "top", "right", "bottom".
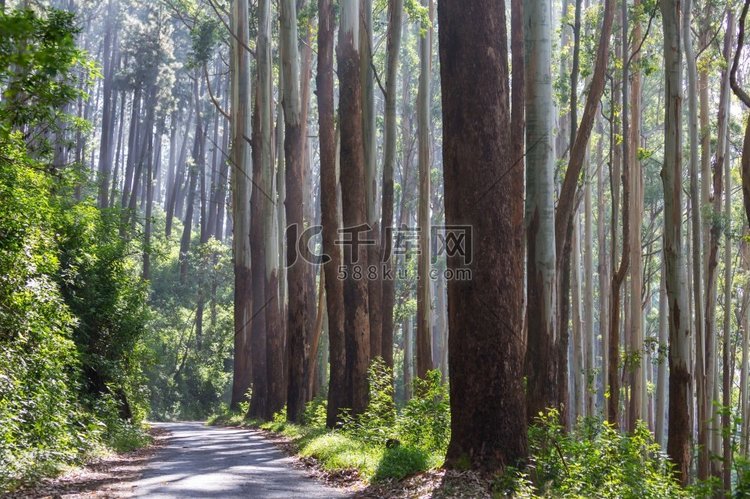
[
  {"left": 397, "top": 369, "right": 450, "bottom": 453},
  {"left": 527, "top": 410, "right": 685, "bottom": 498}
]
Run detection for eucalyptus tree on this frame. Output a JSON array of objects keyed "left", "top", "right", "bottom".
[
  {"left": 228, "top": 0, "right": 253, "bottom": 410},
  {"left": 523, "top": 0, "right": 557, "bottom": 423},
  {"left": 316, "top": 0, "right": 347, "bottom": 427},
  {"left": 338, "top": 0, "right": 371, "bottom": 415},
  {"left": 439, "top": 0, "right": 527, "bottom": 468},
  {"left": 416, "top": 0, "right": 433, "bottom": 379},
  {"left": 380, "top": 0, "right": 404, "bottom": 368},
  {"left": 280, "top": 0, "right": 309, "bottom": 423},
  {"left": 659, "top": 0, "right": 692, "bottom": 483}
]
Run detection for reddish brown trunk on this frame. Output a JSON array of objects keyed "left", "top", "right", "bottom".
[
  {"left": 439, "top": 0, "right": 527, "bottom": 469},
  {"left": 248, "top": 99, "right": 268, "bottom": 420},
  {"left": 338, "top": 21, "right": 371, "bottom": 416},
  {"left": 285, "top": 120, "right": 308, "bottom": 422},
  {"left": 317, "top": 0, "right": 347, "bottom": 427}
]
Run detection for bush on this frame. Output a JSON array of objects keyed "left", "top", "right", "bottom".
[
  {"left": 527, "top": 410, "right": 685, "bottom": 498},
  {"left": 341, "top": 359, "right": 397, "bottom": 445},
  {"left": 397, "top": 369, "right": 450, "bottom": 453}
]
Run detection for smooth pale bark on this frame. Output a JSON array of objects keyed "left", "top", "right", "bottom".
[
  {"left": 318, "top": 0, "right": 347, "bottom": 428},
  {"left": 416, "top": 0, "right": 434, "bottom": 380},
  {"left": 260, "top": 0, "right": 286, "bottom": 419},
  {"left": 572, "top": 216, "right": 584, "bottom": 421},
  {"left": 584, "top": 151, "right": 595, "bottom": 416},
  {"left": 706, "top": 9, "right": 734, "bottom": 478},
  {"left": 718, "top": 17, "right": 734, "bottom": 487},
  {"left": 609, "top": 1, "right": 630, "bottom": 427},
  {"left": 655, "top": 259, "right": 668, "bottom": 446},
  {"left": 97, "top": 0, "right": 117, "bottom": 209},
  {"left": 721, "top": 96, "right": 732, "bottom": 495},
  {"left": 229, "top": 0, "right": 253, "bottom": 410},
  {"left": 360, "top": 0, "right": 382, "bottom": 362},
  {"left": 627, "top": 3, "right": 643, "bottom": 430},
  {"left": 339, "top": 0, "right": 371, "bottom": 416},
  {"left": 307, "top": 271, "right": 326, "bottom": 399},
  {"left": 166, "top": 107, "right": 193, "bottom": 238},
  {"left": 660, "top": 0, "right": 692, "bottom": 483},
  {"left": 143, "top": 125, "right": 159, "bottom": 280},
  {"left": 110, "top": 90, "right": 126, "bottom": 208},
  {"left": 380, "top": 0, "right": 404, "bottom": 368},
  {"left": 555, "top": 0, "right": 615, "bottom": 422},
  {"left": 439, "top": 0, "right": 527, "bottom": 469},
  {"left": 524, "top": 0, "right": 558, "bottom": 423},
  {"left": 179, "top": 78, "right": 204, "bottom": 284},
  {"left": 681, "top": 0, "right": 708, "bottom": 478},
  {"left": 597, "top": 119, "right": 609, "bottom": 414},
  {"left": 279, "top": 0, "right": 308, "bottom": 423}
]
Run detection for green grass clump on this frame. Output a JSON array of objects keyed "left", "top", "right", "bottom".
[{"left": 245, "top": 360, "right": 448, "bottom": 483}]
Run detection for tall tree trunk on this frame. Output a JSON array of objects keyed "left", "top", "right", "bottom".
[
  {"left": 380, "top": 0, "right": 404, "bottom": 369},
  {"left": 416, "top": 0, "right": 434, "bottom": 379},
  {"left": 627, "top": 1, "right": 643, "bottom": 430},
  {"left": 655, "top": 257, "right": 668, "bottom": 446},
  {"left": 97, "top": 0, "right": 117, "bottom": 209},
  {"left": 179, "top": 78, "right": 204, "bottom": 284},
  {"left": 360, "top": 0, "right": 383, "bottom": 362},
  {"left": 280, "top": 0, "right": 308, "bottom": 423},
  {"left": 439, "top": 0, "right": 527, "bottom": 469},
  {"left": 554, "top": 0, "right": 615, "bottom": 421},
  {"left": 660, "top": 0, "right": 692, "bottom": 483},
  {"left": 229, "top": 0, "right": 253, "bottom": 410},
  {"left": 717, "top": 14, "right": 734, "bottom": 488},
  {"left": 338, "top": 0, "right": 371, "bottom": 416},
  {"left": 317, "top": 0, "right": 347, "bottom": 427},
  {"left": 608, "top": 0, "right": 630, "bottom": 427},
  {"left": 524, "top": 0, "right": 558, "bottom": 422},
  {"left": 584, "top": 148, "right": 595, "bottom": 416}
]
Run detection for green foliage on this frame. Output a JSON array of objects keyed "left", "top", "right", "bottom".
[
  {"left": 248, "top": 361, "right": 447, "bottom": 483},
  {"left": 397, "top": 369, "right": 450, "bottom": 452},
  {"left": 527, "top": 411, "right": 685, "bottom": 498},
  {"left": 144, "top": 225, "right": 234, "bottom": 420},
  {"left": 0, "top": 7, "right": 149, "bottom": 491},
  {"left": 341, "top": 358, "right": 397, "bottom": 445}
]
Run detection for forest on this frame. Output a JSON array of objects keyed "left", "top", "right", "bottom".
[{"left": 3, "top": 0, "right": 750, "bottom": 496}]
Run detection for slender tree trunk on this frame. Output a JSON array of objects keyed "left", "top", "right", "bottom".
[
  {"left": 380, "top": 0, "right": 404, "bottom": 369},
  {"left": 681, "top": 0, "right": 709, "bottom": 478},
  {"left": 97, "top": 0, "right": 117, "bottom": 209},
  {"left": 628, "top": 2, "right": 643, "bottom": 430},
  {"left": 279, "top": 0, "right": 308, "bottom": 423},
  {"left": 416, "top": 0, "right": 434, "bottom": 379},
  {"left": 609, "top": 1, "right": 630, "bottom": 427},
  {"left": 179, "top": 78, "right": 204, "bottom": 284},
  {"left": 360, "top": 0, "right": 383, "bottom": 362},
  {"left": 584, "top": 149, "right": 595, "bottom": 416},
  {"left": 229, "top": 0, "right": 253, "bottom": 410},
  {"left": 317, "top": 0, "right": 347, "bottom": 427},
  {"left": 655, "top": 258, "right": 668, "bottom": 446},
  {"left": 660, "top": 0, "right": 692, "bottom": 483},
  {"left": 717, "top": 15, "right": 734, "bottom": 488}
]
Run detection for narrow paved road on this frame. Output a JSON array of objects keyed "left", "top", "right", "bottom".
[{"left": 127, "top": 422, "right": 349, "bottom": 498}]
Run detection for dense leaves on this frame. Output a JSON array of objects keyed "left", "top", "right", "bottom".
[{"left": 0, "top": 7, "right": 148, "bottom": 491}]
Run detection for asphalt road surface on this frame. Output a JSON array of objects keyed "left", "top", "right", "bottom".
[{"left": 129, "top": 422, "right": 349, "bottom": 498}]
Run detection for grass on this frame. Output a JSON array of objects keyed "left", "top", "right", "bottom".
[{"left": 208, "top": 408, "right": 443, "bottom": 483}]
